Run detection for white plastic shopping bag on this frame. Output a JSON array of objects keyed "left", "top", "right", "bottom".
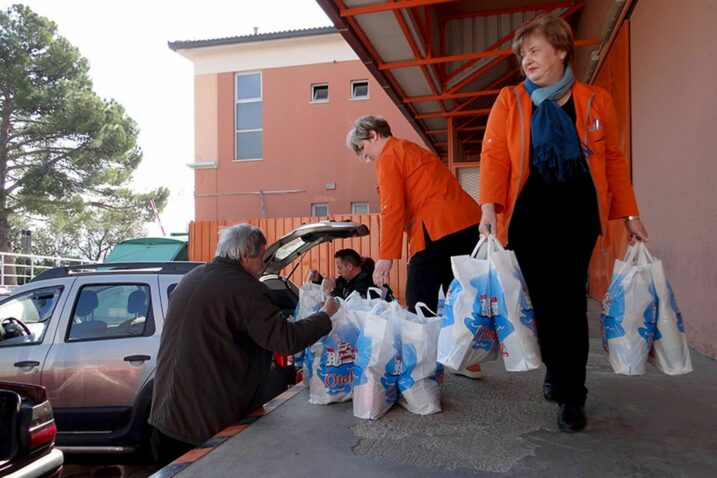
[
  {"left": 648, "top": 251, "right": 692, "bottom": 375},
  {"left": 352, "top": 301, "right": 401, "bottom": 420},
  {"left": 396, "top": 303, "right": 443, "bottom": 415},
  {"left": 487, "top": 235, "right": 541, "bottom": 372},
  {"left": 601, "top": 242, "right": 658, "bottom": 375},
  {"left": 437, "top": 236, "right": 500, "bottom": 370},
  {"left": 293, "top": 276, "right": 325, "bottom": 376},
  {"left": 303, "top": 301, "right": 360, "bottom": 404}
]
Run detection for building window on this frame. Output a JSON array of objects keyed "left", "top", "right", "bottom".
[
  {"left": 311, "top": 83, "right": 329, "bottom": 103},
  {"left": 351, "top": 202, "right": 370, "bottom": 214},
  {"left": 311, "top": 203, "right": 329, "bottom": 217},
  {"left": 350, "top": 80, "right": 369, "bottom": 100},
  {"left": 235, "top": 72, "right": 262, "bottom": 161}
]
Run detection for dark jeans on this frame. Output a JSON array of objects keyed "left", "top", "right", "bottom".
[{"left": 406, "top": 224, "right": 480, "bottom": 313}]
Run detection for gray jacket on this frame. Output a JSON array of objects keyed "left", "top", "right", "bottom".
[{"left": 149, "top": 256, "right": 331, "bottom": 444}]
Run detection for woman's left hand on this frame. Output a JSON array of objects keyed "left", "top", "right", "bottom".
[
  {"left": 373, "top": 259, "right": 393, "bottom": 286},
  {"left": 625, "top": 218, "right": 649, "bottom": 243}
]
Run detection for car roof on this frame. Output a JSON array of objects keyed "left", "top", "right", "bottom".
[{"left": 29, "top": 261, "right": 203, "bottom": 282}]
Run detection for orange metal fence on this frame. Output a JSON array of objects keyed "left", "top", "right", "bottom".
[{"left": 189, "top": 214, "right": 409, "bottom": 302}]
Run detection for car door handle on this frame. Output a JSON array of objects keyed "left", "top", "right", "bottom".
[
  {"left": 124, "top": 355, "right": 151, "bottom": 362},
  {"left": 14, "top": 360, "right": 40, "bottom": 368}
]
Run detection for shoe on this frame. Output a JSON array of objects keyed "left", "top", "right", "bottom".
[
  {"left": 543, "top": 381, "right": 557, "bottom": 402},
  {"left": 557, "top": 403, "right": 586, "bottom": 433},
  {"left": 454, "top": 363, "right": 483, "bottom": 379}
]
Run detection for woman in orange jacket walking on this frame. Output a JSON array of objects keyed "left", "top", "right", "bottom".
[
  {"left": 346, "top": 115, "right": 481, "bottom": 320},
  {"left": 479, "top": 15, "right": 648, "bottom": 432}
]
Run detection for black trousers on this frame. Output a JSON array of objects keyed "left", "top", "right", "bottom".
[
  {"left": 406, "top": 224, "right": 480, "bottom": 313},
  {"left": 508, "top": 169, "right": 600, "bottom": 405},
  {"left": 151, "top": 429, "right": 195, "bottom": 469},
  {"left": 510, "top": 230, "right": 597, "bottom": 404}
]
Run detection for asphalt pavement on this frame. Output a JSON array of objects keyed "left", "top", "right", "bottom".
[{"left": 155, "top": 300, "right": 716, "bottom": 478}]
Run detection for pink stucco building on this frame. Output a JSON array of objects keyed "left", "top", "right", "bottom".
[{"left": 170, "top": 28, "right": 430, "bottom": 222}]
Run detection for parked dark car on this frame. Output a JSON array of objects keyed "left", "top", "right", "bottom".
[
  {"left": 0, "top": 380, "right": 63, "bottom": 477},
  {"left": 0, "top": 221, "right": 369, "bottom": 453}
]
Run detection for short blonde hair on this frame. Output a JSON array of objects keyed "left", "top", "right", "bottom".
[
  {"left": 346, "top": 115, "right": 392, "bottom": 155},
  {"left": 512, "top": 15, "right": 574, "bottom": 72}
]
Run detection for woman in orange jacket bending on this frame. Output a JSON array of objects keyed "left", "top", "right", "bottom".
[
  {"left": 346, "top": 116, "right": 481, "bottom": 314},
  {"left": 479, "top": 15, "right": 648, "bottom": 432}
]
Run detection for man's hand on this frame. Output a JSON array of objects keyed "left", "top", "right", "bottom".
[
  {"left": 373, "top": 259, "right": 393, "bottom": 286},
  {"left": 322, "top": 277, "right": 336, "bottom": 293},
  {"left": 320, "top": 297, "right": 340, "bottom": 317}
]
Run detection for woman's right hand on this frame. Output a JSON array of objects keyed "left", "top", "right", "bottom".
[{"left": 479, "top": 203, "right": 497, "bottom": 236}]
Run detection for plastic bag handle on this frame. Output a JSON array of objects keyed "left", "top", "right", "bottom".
[
  {"left": 367, "top": 287, "right": 383, "bottom": 300},
  {"left": 623, "top": 241, "right": 655, "bottom": 266},
  {"left": 414, "top": 302, "right": 437, "bottom": 320},
  {"left": 470, "top": 235, "right": 488, "bottom": 258}
]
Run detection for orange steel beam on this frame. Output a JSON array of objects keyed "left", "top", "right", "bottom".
[
  {"left": 426, "top": 129, "right": 447, "bottom": 134},
  {"left": 380, "top": 38, "right": 599, "bottom": 70},
  {"left": 416, "top": 108, "right": 491, "bottom": 119},
  {"left": 390, "top": 0, "right": 445, "bottom": 113},
  {"left": 456, "top": 126, "right": 485, "bottom": 132},
  {"left": 340, "top": 0, "right": 458, "bottom": 17},
  {"left": 334, "top": 1, "right": 436, "bottom": 144},
  {"left": 442, "top": 2, "right": 574, "bottom": 21},
  {"left": 444, "top": 24, "right": 517, "bottom": 85},
  {"left": 403, "top": 89, "right": 500, "bottom": 104},
  {"left": 447, "top": 56, "right": 513, "bottom": 94}
]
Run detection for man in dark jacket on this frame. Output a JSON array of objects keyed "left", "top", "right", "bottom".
[
  {"left": 149, "top": 224, "right": 337, "bottom": 467},
  {"left": 309, "top": 249, "right": 394, "bottom": 301}
]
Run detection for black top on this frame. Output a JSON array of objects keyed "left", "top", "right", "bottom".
[
  {"left": 508, "top": 96, "right": 600, "bottom": 246},
  {"left": 313, "top": 269, "right": 395, "bottom": 301}
]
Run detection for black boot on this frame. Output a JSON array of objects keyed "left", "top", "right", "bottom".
[{"left": 557, "top": 403, "right": 586, "bottom": 433}]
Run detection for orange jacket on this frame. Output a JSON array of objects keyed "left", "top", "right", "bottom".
[
  {"left": 376, "top": 137, "right": 481, "bottom": 259},
  {"left": 479, "top": 81, "right": 639, "bottom": 247}
]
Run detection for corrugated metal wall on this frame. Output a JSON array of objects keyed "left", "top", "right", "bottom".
[{"left": 189, "top": 214, "right": 409, "bottom": 302}]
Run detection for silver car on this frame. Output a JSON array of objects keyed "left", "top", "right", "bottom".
[{"left": 0, "top": 221, "right": 368, "bottom": 453}]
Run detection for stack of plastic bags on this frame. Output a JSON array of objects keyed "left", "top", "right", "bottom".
[
  {"left": 296, "top": 283, "right": 444, "bottom": 419},
  {"left": 601, "top": 241, "right": 692, "bottom": 375},
  {"left": 437, "top": 235, "right": 541, "bottom": 372},
  {"left": 350, "top": 298, "right": 444, "bottom": 419}
]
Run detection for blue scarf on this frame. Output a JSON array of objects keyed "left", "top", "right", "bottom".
[{"left": 524, "top": 65, "right": 586, "bottom": 182}]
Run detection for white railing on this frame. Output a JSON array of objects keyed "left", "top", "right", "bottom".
[{"left": 0, "top": 252, "right": 95, "bottom": 289}]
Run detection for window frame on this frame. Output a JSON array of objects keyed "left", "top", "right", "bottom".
[
  {"left": 311, "top": 203, "right": 329, "bottom": 217},
  {"left": 350, "top": 80, "right": 369, "bottom": 100},
  {"left": 310, "top": 83, "right": 329, "bottom": 104},
  {"left": 65, "top": 283, "right": 155, "bottom": 343},
  {"left": 351, "top": 202, "right": 370, "bottom": 214},
  {"left": 0, "top": 286, "right": 64, "bottom": 347},
  {"left": 235, "top": 72, "right": 263, "bottom": 162}
]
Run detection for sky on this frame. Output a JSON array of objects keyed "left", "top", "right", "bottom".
[{"left": 0, "top": 0, "right": 332, "bottom": 236}]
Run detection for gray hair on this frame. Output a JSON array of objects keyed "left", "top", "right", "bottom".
[
  {"left": 345, "top": 115, "right": 393, "bottom": 154},
  {"left": 215, "top": 224, "right": 267, "bottom": 260}
]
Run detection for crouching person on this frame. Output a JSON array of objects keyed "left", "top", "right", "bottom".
[{"left": 149, "top": 224, "right": 338, "bottom": 468}]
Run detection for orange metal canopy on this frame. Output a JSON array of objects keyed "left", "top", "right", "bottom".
[{"left": 316, "top": 0, "right": 620, "bottom": 165}]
